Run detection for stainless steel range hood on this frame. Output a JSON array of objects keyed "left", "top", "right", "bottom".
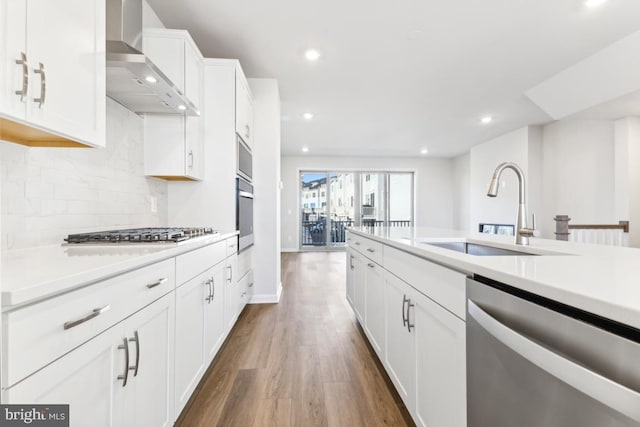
[{"left": 106, "top": 0, "right": 199, "bottom": 116}]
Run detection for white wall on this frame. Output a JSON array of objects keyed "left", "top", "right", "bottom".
[
  {"left": 0, "top": 99, "right": 168, "bottom": 250},
  {"left": 452, "top": 152, "right": 470, "bottom": 231},
  {"left": 616, "top": 117, "right": 640, "bottom": 247},
  {"left": 541, "top": 119, "right": 615, "bottom": 237},
  {"left": 249, "top": 79, "right": 282, "bottom": 302},
  {"left": 469, "top": 126, "right": 542, "bottom": 234},
  {"left": 280, "top": 156, "right": 454, "bottom": 251}
]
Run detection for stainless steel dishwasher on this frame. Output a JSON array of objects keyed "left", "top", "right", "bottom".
[{"left": 467, "top": 277, "right": 640, "bottom": 427}]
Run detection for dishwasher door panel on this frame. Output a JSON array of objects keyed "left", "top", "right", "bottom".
[{"left": 467, "top": 278, "right": 640, "bottom": 427}]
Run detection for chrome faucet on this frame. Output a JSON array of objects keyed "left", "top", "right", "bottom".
[{"left": 487, "top": 162, "right": 536, "bottom": 245}]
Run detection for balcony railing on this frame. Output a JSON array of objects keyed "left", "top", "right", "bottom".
[{"left": 301, "top": 219, "right": 411, "bottom": 246}]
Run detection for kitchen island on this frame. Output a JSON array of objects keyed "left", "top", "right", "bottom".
[{"left": 346, "top": 226, "right": 640, "bottom": 427}]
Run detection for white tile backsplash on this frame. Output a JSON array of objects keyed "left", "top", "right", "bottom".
[{"left": 0, "top": 99, "right": 168, "bottom": 250}]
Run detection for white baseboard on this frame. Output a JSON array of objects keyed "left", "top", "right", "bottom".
[
  {"left": 281, "top": 247, "right": 298, "bottom": 253},
  {"left": 248, "top": 282, "right": 283, "bottom": 304}
]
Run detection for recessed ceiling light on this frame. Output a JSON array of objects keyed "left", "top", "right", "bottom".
[
  {"left": 585, "top": 0, "right": 607, "bottom": 7},
  {"left": 481, "top": 116, "right": 492, "bottom": 124},
  {"left": 177, "top": 105, "right": 187, "bottom": 111},
  {"left": 303, "top": 113, "right": 314, "bottom": 120},
  {"left": 145, "top": 75, "right": 157, "bottom": 84},
  {"left": 302, "top": 146, "right": 309, "bottom": 153},
  {"left": 304, "top": 49, "right": 321, "bottom": 61},
  {"left": 420, "top": 148, "right": 429, "bottom": 155}
]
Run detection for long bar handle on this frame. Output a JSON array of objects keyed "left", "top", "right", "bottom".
[
  {"left": 407, "top": 300, "right": 415, "bottom": 332},
  {"left": 349, "top": 255, "right": 354, "bottom": 270},
  {"left": 146, "top": 277, "right": 167, "bottom": 289},
  {"left": 211, "top": 276, "right": 215, "bottom": 300},
  {"left": 129, "top": 331, "right": 140, "bottom": 377},
  {"left": 205, "top": 278, "right": 213, "bottom": 303},
  {"left": 239, "top": 191, "right": 254, "bottom": 199},
  {"left": 33, "top": 62, "right": 45, "bottom": 107},
  {"left": 15, "top": 52, "right": 28, "bottom": 101},
  {"left": 63, "top": 305, "right": 110, "bottom": 330},
  {"left": 468, "top": 300, "right": 640, "bottom": 422},
  {"left": 402, "top": 295, "right": 409, "bottom": 327},
  {"left": 227, "top": 265, "right": 233, "bottom": 282},
  {"left": 117, "top": 337, "right": 129, "bottom": 387}
]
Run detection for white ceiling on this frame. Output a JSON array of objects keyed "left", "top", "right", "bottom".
[{"left": 146, "top": 0, "right": 640, "bottom": 158}]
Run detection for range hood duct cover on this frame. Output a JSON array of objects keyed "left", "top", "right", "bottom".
[{"left": 105, "top": 0, "right": 199, "bottom": 116}]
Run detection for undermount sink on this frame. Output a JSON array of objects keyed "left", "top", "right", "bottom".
[{"left": 425, "top": 241, "right": 536, "bottom": 256}]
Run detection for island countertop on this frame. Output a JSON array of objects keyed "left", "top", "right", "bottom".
[{"left": 347, "top": 227, "right": 640, "bottom": 330}]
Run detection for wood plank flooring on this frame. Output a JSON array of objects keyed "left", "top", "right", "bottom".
[{"left": 176, "top": 251, "right": 414, "bottom": 427}]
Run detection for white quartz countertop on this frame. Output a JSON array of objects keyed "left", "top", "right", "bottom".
[
  {"left": 1, "top": 231, "right": 239, "bottom": 309},
  {"left": 348, "top": 227, "right": 640, "bottom": 330}
]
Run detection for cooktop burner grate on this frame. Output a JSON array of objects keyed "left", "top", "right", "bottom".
[{"left": 64, "top": 227, "right": 217, "bottom": 244}]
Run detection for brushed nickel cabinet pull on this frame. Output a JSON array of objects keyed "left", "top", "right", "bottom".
[
  {"left": 402, "top": 295, "right": 409, "bottom": 327},
  {"left": 33, "top": 62, "right": 45, "bottom": 107},
  {"left": 129, "top": 331, "right": 140, "bottom": 377},
  {"left": 205, "top": 278, "right": 213, "bottom": 303},
  {"left": 15, "top": 52, "right": 28, "bottom": 101},
  {"left": 146, "top": 277, "right": 167, "bottom": 289},
  {"left": 63, "top": 305, "right": 110, "bottom": 330},
  {"left": 407, "top": 301, "right": 415, "bottom": 332},
  {"left": 350, "top": 255, "right": 354, "bottom": 270},
  {"left": 227, "top": 265, "right": 233, "bottom": 282},
  {"left": 367, "top": 263, "right": 375, "bottom": 268},
  {"left": 366, "top": 248, "right": 375, "bottom": 253},
  {"left": 117, "top": 337, "right": 129, "bottom": 387},
  {"left": 211, "top": 277, "right": 215, "bottom": 300},
  {"left": 188, "top": 150, "right": 194, "bottom": 168}
]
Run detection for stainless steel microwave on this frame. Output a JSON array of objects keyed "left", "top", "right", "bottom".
[{"left": 237, "top": 135, "right": 252, "bottom": 182}]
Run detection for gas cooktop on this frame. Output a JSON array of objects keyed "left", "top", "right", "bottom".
[{"left": 64, "top": 227, "right": 218, "bottom": 244}]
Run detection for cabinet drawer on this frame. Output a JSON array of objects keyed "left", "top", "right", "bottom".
[
  {"left": 350, "top": 234, "right": 383, "bottom": 265},
  {"left": 384, "top": 246, "right": 466, "bottom": 319},
  {"left": 237, "top": 246, "right": 252, "bottom": 279},
  {"left": 3, "top": 259, "right": 175, "bottom": 388},
  {"left": 176, "top": 241, "right": 226, "bottom": 285},
  {"left": 226, "top": 237, "right": 238, "bottom": 257}
]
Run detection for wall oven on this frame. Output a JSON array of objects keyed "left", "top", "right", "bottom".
[
  {"left": 467, "top": 277, "right": 640, "bottom": 427},
  {"left": 237, "top": 177, "right": 254, "bottom": 251}
]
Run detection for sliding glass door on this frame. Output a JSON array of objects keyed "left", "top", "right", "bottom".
[{"left": 300, "top": 171, "right": 414, "bottom": 249}]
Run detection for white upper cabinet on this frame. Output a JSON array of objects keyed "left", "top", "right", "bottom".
[
  {"left": 143, "top": 29, "right": 203, "bottom": 181},
  {"left": 235, "top": 71, "right": 253, "bottom": 148},
  {"left": 0, "top": 0, "right": 106, "bottom": 148}
]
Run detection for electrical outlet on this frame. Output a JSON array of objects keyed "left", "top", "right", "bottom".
[{"left": 150, "top": 196, "right": 158, "bottom": 213}]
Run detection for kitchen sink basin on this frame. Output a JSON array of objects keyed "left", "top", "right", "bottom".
[{"left": 425, "top": 241, "right": 536, "bottom": 256}]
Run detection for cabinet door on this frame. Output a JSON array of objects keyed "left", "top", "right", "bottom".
[
  {"left": 364, "top": 260, "right": 385, "bottom": 358},
  {"left": 0, "top": 0, "right": 27, "bottom": 120},
  {"left": 174, "top": 273, "right": 206, "bottom": 416},
  {"left": 123, "top": 293, "right": 175, "bottom": 427},
  {"left": 235, "top": 75, "right": 247, "bottom": 140},
  {"left": 414, "top": 291, "right": 466, "bottom": 427},
  {"left": 353, "top": 252, "right": 366, "bottom": 322},
  {"left": 204, "top": 262, "right": 226, "bottom": 365},
  {"left": 223, "top": 254, "right": 239, "bottom": 333},
  {"left": 384, "top": 272, "right": 416, "bottom": 413},
  {"left": 25, "top": 0, "right": 105, "bottom": 147},
  {"left": 4, "top": 324, "right": 125, "bottom": 427},
  {"left": 243, "top": 83, "right": 253, "bottom": 148},
  {"left": 184, "top": 39, "right": 203, "bottom": 180},
  {"left": 346, "top": 249, "right": 355, "bottom": 307}
]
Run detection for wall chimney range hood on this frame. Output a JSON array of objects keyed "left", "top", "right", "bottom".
[{"left": 106, "top": 0, "right": 199, "bottom": 116}]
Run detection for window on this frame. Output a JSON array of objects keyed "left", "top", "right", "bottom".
[
  {"left": 312, "top": 192, "right": 316, "bottom": 197},
  {"left": 321, "top": 202, "right": 326, "bottom": 207},
  {"left": 370, "top": 193, "right": 375, "bottom": 207},
  {"left": 365, "top": 174, "right": 370, "bottom": 182},
  {"left": 321, "top": 191, "right": 325, "bottom": 197}
]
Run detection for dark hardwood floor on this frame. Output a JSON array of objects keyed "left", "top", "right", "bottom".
[{"left": 176, "top": 251, "right": 414, "bottom": 427}]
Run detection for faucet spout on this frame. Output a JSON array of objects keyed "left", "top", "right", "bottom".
[{"left": 486, "top": 162, "right": 535, "bottom": 245}]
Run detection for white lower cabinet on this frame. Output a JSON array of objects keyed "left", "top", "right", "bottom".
[
  {"left": 364, "top": 260, "right": 385, "bottom": 358},
  {"left": 4, "top": 293, "right": 175, "bottom": 427},
  {"left": 414, "top": 290, "right": 466, "bottom": 427},
  {"left": 204, "top": 262, "right": 226, "bottom": 365},
  {"left": 346, "top": 248, "right": 356, "bottom": 306},
  {"left": 347, "top": 233, "right": 467, "bottom": 427},
  {"left": 384, "top": 272, "right": 416, "bottom": 412},
  {"left": 353, "top": 251, "right": 366, "bottom": 322},
  {"left": 174, "top": 269, "right": 208, "bottom": 416},
  {"left": 223, "top": 253, "right": 239, "bottom": 334},
  {"left": 122, "top": 293, "right": 175, "bottom": 427},
  {"left": 5, "top": 324, "right": 124, "bottom": 427}
]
